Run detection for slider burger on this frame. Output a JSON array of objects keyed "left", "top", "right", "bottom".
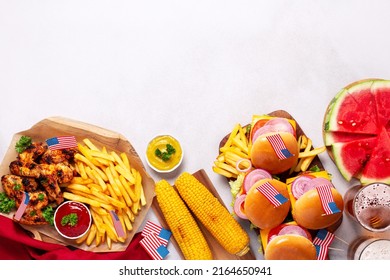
[
  {"left": 287, "top": 172, "right": 344, "bottom": 230},
  {"left": 261, "top": 222, "right": 317, "bottom": 260},
  {"left": 244, "top": 178, "right": 291, "bottom": 229},
  {"left": 249, "top": 116, "right": 299, "bottom": 174}
]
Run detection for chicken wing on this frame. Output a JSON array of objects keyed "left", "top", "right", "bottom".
[
  {"left": 40, "top": 148, "right": 77, "bottom": 165},
  {"left": 1, "top": 174, "right": 49, "bottom": 225},
  {"left": 17, "top": 141, "right": 48, "bottom": 163},
  {"left": 1, "top": 174, "right": 39, "bottom": 201}
]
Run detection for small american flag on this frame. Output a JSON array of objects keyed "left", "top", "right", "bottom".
[
  {"left": 46, "top": 136, "right": 77, "bottom": 150},
  {"left": 313, "top": 229, "right": 335, "bottom": 260},
  {"left": 316, "top": 184, "right": 341, "bottom": 215},
  {"left": 14, "top": 192, "right": 30, "bottom": 221},
  {"left": 140, "top": 233, "right": 170, "bottom": 260},
  {"left": 109, "top": 210, "right": 126, "bottom": 238},
  {"left": 256, "top": 181, "right": 288, "bottom": 207},
  {"left": 266, "top": 134, "right": 293, "bottom": 159},
  {"left": 142, "top": 220, "right": 172, "bottom": 246}
]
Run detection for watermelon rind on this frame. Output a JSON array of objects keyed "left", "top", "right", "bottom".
[
  {"left": 372, "top": 80, "right": 390, "bottom": 130},
  {"left": 332, "top": 137, "right": 377, "bottom": 182},
  {"left": 323, "top": 88, "right": 348, "bottom": 132},
  {"left": 323, "top": 131, "right": 376, "bottom": 146}
]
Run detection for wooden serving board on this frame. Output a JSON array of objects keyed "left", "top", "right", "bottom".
[
  {"left": 218, "top": 110, "right": 343, "bottom": 257},
  {"left": 151, "top": 169, "right": 256, "bottom": 260},
  {"left": 219, "top": 110, "right": 324, "bottom": 178}
]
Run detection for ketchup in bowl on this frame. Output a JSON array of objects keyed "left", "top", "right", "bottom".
[{"left": 54, "top": 201, "right": 91, "bottom": 239}]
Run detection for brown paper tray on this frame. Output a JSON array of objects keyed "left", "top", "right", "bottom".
[
  {"left": 0, "top": 116, "right": 156, "bottom": 253},
  {"left": 152, "top": 169, "right": 256, "bottom": 260}
]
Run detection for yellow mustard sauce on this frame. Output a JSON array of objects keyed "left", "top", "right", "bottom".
[{"left": 146, "top": 135, "right": 182, "bottom": 171}]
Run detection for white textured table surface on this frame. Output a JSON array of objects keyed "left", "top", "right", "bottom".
[{"left": 1, "top": 0, "right": 390, "bottom": 260}]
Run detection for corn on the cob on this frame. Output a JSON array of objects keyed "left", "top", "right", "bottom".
[
  {"left": 155, "top": 179, "right": 213, "bottom": 260},
  {"left": 175, "top": 172, "right": 250, "bottom": 256}
]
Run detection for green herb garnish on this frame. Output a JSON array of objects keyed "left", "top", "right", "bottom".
[
  {"left": 0, "top": 192, "right": 16, "bottom": 214},
  {"left": 15, "top": 136, "right": 32, "bottom": 153},
  {"left": 155, "top": 144, "right": 176, "bottom": 162},
  {"left": 42, "top": 206, "right": 55, "bottom": 226},
  {"left": 309, "top": 165, "right": 321, "bottom": 172},
  {"left": 61, "top": 213, "right": 78, "bottom": 227}
]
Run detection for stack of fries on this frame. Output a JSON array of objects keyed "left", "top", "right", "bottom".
[
  {"left": 63, "top": 138, "right": 146, "bottom": 249},
  {"left": 212, "top": 123, "right": 250, "bottom": 179},
  {"left": 290, "top": 134, "right": 326, "bottom": 173}
]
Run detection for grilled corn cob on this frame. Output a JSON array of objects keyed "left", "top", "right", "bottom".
[
  {"left": 155, "top": 179, "right": 213, "bottom": 260},
  {"left": 175, "top": 172, "right": 250, "bottom": 256}
]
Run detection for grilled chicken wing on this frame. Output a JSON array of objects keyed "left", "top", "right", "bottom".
[
  {"left": 17, "top": 142, "right": 48, "bottom": 163},
  {"left": 40, "top": 148, "right": 77, "bottom": 165},
  {"left": 9, "top": 160, "right": 42, "bottom": 178},
  {"left": 18, "top": 191, "right": 49, "bottom": 225},
  {"left": 39, "top": 162, "right": 75, "bottom": 184},
  {"left": 1, "top": 174, "right": 38, "bottom": 200},
  {"left": 38, "top": 174, "right": 63, "bottom": 205},
  {"left": 1, "top": 174, "right": 49, "bottom": 225}
]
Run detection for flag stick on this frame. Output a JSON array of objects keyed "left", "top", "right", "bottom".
[
  {"left": 334, "top": 235, "right": 349, "bottom": 246},
  {"left": 328, "top": 247, "right": 344, "bottom": 251}
]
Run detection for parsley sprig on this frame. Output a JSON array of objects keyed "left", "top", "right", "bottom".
[
  {"left": 15, "top": 136, "right": 32, "bottom": 153},
  {"left": 0, "top": 192, "right": 16, "bottom": 214},
  {"left": 61, "top": 213, "right": 78, "bottom": 227},
  {"left": 155, "top": 144, "right": 176, "bottom": 162}
]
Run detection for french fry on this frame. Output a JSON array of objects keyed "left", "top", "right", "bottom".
[
  {"left": 63, "top": 192, "right": 101, "bottom": 207},
  {"left": 71, "top": 176, "right": 94, "bottom": 185},
  {"left": 76, "top": 228, "right": 90, "bottom": 244},
  {"left": 66, "top": 183, "right": 91, "bottom": 194},
  {"left": 77, "top": 162, "right": 88, "bottom": 180},
  {"left": 119, "top": 175, "right": 137, "bottom": 202},
  {"left": 114, "top": 165, "right": 135, "bottom": 184},
  {"left": 120, "top": 152, "right": 130, "bottom": 170},
  {"left": 86, "top": 224, "right": 97, "bottom": 246},
  {"left": 105, "top": 167, "right": 122, "bottom": 197},
  {"left": 83, "top": 138, "right": 100, "bottom": 151}
]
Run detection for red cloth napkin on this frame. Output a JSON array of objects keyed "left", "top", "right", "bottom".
[{"left": 0, "top": 215, "right": 152, "bottom": 260}]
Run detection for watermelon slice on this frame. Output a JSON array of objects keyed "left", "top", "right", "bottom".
[
  {"left": 347, "top": 80, "right": 378, "bottom": 132},
  {"left": 372, "top": 80, "right": 390, "bottom": 130},
  {"left": 323, "top": 79, "right": 390, "bottom": 185},
  {"left": 360, "top": 128, "right": 390, "bottom": 185},
  {"left": 324, "top": 131, "right": 377, "bottom": 146},
  {"left": 323, "top": 88, "right": 377, "bottom": 135},
  {"left": 332, "top": 137, "right": 377, "bottom": 181}
]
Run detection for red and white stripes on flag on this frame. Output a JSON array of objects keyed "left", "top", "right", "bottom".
[
  {"left": 46, "top": 136, "right": 77, "bottom": 150},
  {"left": 316, "top": 184, "right": 341, "bottom": 215},
  {"left": 14, "top": 192, "right": 30, "bottom": 221},
  {"left": 256, "top": 181, "right": 288, "bottom": 207},
  {"left": 266, "top": 134, "right": 293, "bottom": 159},
  {"left": 142, "top": 220, "right": 171, "bottom": 246},
  {"left": 109, "top": 210, "right": 126, "bottom": 238},
  {"left": 139, "top": 232, "right": 169, "bottom": 260},
  {"left": 313, "top": 229, "right": 335, "bottom": 260}
]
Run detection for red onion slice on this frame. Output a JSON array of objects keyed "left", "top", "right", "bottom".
[
  {"left": 235, "top": 158, "right": 252, "bottom": 173},
  {"left": 243, "top": 168, "right": 272, "bottom": 193},
  {"left": 307, "top": 177, "right": 334, "bottom": 189},
  {"left": 233, "top": 194, "right": 248, "bottom": 219},
  {"left": 291, "top": 175, "right": 316, "bottom": 200},
  {"left": 251, "top": 124, "right": 276, "bottom": 142},
  {"left": 265, "top": 118, "right": 295, "bottom": 135},
  {"left": 278, "top": 225, "right": 310, "bottom": 239},
  {"left": 251, "top": 118, "right": 295, "bottom": 143}
]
